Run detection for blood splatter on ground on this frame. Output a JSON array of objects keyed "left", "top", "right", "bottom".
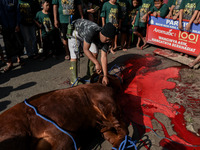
[{"left": 119, "top": 55, "right": 200, "bottom": 149}]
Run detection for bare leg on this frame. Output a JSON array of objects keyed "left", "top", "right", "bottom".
[
  {"left": 62, "top": 39, "right": 70, "bottom": 60},
  {"left": 121, "top": 32, "right": 128, "bottom": 51},
  {"left": 110, "top": 39, "right": 116, "bottom": 54},
  {"left": 188, "top": 54, "right": 200, "bottom": 67},
  {"left": 140, "top": 37, "right": 147, "bottom": 50},
  {"left": 114, "top": 35, "right": 118, "bottom": 50},
  {"left": 136, "top": 37, "right": 141, "bottom": 49},
  {"left": 127, "top": 34, "right": 132, "bottom": 49}
]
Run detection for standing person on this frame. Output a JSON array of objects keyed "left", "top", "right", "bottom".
[
  {"left": 100, "top": 0, "right": 121, "bottom": 54},
  {"left": 35, "top": 0, "right": 58, "bottom": 61},
  {"left": 0, "top": 0, "right": 24, "bottom": 72},
  {"left": 166, "top": 0, "right": 183, "bottom": 20},
  {"left": 128, "top": 0, "right": 139, "bottom": 49},
  {"left": 133, "top": 0, "right": 154, "bottom": 50},
  {"left": 117, "top": 0, "right": 131, "bottom": 51},
  {"left": 52, "top": 0, "right": 83, "bottom": 60},
  {"left": 18, "top": 0, "right": 40, "bottom": 59},
  {"left": 151, "top": 0, "right": 169, "bottom": 18},
  {"left": 178, "top": 0, "right": 200, "bottom": 31},
  {"left": 68, "top": 19, "right": 116, "bottom": 85}
]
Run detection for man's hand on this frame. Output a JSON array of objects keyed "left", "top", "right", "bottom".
[
  {"left": 153, "top": 12, "right": 157, "bottom": 17},
  {"left": 178, "top": 23, "right": 183, "bottom": 30},
  {"left": 142, "top": 14, "right": 147, "bottom": 22},
  {"left": 102, "top": 76, "right": 109, "bottom": 85},
  {"left": 185, "top": 23, "right": 191, "bottom": 31},
  {"left": 54, "top": 20, "right": 59, "bottom": 28},
  {"left": 95, "top": 63, "right": 102, "bottom": 74},
  {"left": 15, "top": 26, "right": 20, "bottom": 32}
]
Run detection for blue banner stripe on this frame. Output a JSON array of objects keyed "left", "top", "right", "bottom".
[{"left": 149, "top": 16, "right": 200, "bottom": 34}]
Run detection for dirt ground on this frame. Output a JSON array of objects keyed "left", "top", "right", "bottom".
[{"left": 0, "top": 34, "right": 200, "bottom": 149}]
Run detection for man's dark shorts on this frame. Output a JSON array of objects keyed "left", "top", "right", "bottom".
[
  {"left": 133, "top": 26, "right": 146, "bottom": 37},
  {"left": 60, "top": 23, "right": 69, "bottom": 40}
]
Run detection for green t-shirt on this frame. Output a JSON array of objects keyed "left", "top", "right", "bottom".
[
  {"left": 167, "top": 0, "right": 174, "bottom": 7},
  {"left": 100, "top": 1, "right": 120, "bottom": 28},
  {"left": 180, "top": 0, "right": 200, "bottom": 20},
  {"left": 35, "top": 11, "right": 54, "bottom": 37},
  {"left": 151, "top": 4, "right": 169, "bottom": 18},
  {"left": 134, "top": 0, "right": 154, "bottom": 27},
  {"left": 52, "top": 0, "right": 81, "bottom": 23},
  {"left": 129, "top": 6, "right": 139, "bottom": 23},
  {"left": 19, "top": 0, "right": 40, "bottom": 25},
  {"left": 172, "top": 0, "right": 183, "bottom": 16},
  {"left": 117, "top": 0, "right": 131, "bottom": 26}
]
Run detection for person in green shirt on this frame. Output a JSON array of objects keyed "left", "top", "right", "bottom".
[
  {"left": 128, "top": 0, "right": 139, "bottom": 48},
  {"left": 166, "top": 0, "right": 182, "bottom": 20},
  {"left": 52, "top": 0, "right": 83, "bottom": 60},
  {"left": 100, "top": 0, "right": 121, "bottom": 54},
  {"left": 151, "top": 0, "right": 169, "bottom": 18},
  {"left": 35, "top": 0, "right": 58, "bottom": 61},
  {"left": 178, "top": 0, "right": 200, "bottom": 30},
  {"left": 19, "top": 0, "right": 40, "bottom": 58},
  {"left": 133, "top": 0, "right": 154, "bottom": 50},
  {"left": 117, "top": 0, "right": 130, "bottom": 51}
]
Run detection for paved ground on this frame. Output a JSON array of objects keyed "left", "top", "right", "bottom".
[{"left": 0, "top": 34, "right": 200, "bottom": 149}]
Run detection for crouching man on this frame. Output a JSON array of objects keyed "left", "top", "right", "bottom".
[{"left": 68, "top": 19, "right": 116, "bottom": 85}]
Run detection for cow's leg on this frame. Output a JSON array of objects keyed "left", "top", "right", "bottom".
[
  {"left": 101, "top": 116, "right": 128, "bottom": 148},
  {"left": 35, "top": 135, "right": 75, "bottom": 150}
]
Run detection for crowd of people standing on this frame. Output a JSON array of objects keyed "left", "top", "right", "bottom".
[{"left": 0, "top": 0, "right": 200, "bottom": 83}]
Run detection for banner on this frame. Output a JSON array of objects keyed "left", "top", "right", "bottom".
[{"left": 146, "top": 16, "right": 200, "bottom": 56}]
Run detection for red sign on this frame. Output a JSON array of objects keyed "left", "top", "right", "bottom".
[{"left": 146, "top": 16, "right": 200, "bottom": 57}]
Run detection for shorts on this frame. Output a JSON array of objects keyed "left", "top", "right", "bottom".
[
  {"left": 68, "top": 30, "right": 98, "bottom": 59},
  {"left": 133, "top": 26, "right": 146, "bottom": 37},
  {"left": 120, "top": 25, "right": 129, "bottom": 34},
  {"left": 60, "top": 23, "right": 69, "bottom": 40}
]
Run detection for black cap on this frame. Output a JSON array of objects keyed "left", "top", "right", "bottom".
[{"left": 101, "top": 23, "right": 116, "bottom": 39}]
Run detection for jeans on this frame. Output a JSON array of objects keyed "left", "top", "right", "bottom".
[{"left": 20, "top": 24, "right": 37, "bottom": 56}]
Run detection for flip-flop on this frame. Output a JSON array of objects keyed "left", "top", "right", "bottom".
[
  {"left": 65, "top": 55, "right": 70, "bottom": 60},
  {"left": 4, "top": 64, "right": 13, "bottom": 72}
]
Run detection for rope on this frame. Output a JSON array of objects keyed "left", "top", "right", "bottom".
[
  {"left": 112, "top": 135, "right": 137, "bottom": 150},
  {"left": 24, "top": 99, "right": 78, "bottom": 150}
]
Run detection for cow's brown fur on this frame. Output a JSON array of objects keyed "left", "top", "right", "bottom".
[{"left": 0, "top": 75, "right": 128, "bottom": 150}]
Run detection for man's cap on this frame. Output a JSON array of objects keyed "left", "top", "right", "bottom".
[{"left": 101, "top": 23, "right": 116, "bottom": 39}]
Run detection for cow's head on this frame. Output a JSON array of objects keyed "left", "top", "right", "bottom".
[{"left": 91, "top": 73, "right": 123, "bottom": 92}]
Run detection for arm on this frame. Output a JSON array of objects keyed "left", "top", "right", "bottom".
[
  {"left": 53, "top": 5, "right": 59, "bottom": 28},
  {"left": 101, "top": 50, "right": 108, "bottom": 85},
  {"left": 178, "top": 9, "right": 183, "bottom": 30},
  {"left": 173, "top": 10, "right": 180, "bottom": 20},
  {"left": 83, "top": 41, "right": 102, "bottom": 73},
  {"left": 132, "top": 12, "right": 138, "bottom": 25},
  {"left": 166, "top": 5, "right": 175, "bottom": 18},
  {"left": 194, "top": 11, "right": 200, "bottom": 24},
  {"left": 102, "top": 17, "right": 105, "bottom": 27},
  {"left": 142, "top": 11, "right": 152, "bottom": 21},
  {"left": 185, "top": 10, "right": 199, "bottom": 31},
  {"left": 77, "top": 4, "right": 84, "bottom": 19}
]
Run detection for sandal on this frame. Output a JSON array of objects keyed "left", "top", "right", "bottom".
[
  {"left": 65, "top": 55, "right": 70, "bottom": 60},
  {"left": 4, "top": 64, "right": 13, "bottom": 72}
]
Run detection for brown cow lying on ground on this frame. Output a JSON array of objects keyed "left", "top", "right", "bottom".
[{"left": 0, "top": 75, "right": 128, "bottom": 150}]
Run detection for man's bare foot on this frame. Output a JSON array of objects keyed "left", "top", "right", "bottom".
[
  {"left": 123, "top": 48, "right": 128, "bottom": 52},
  {"left": 188, "top": 62, "right": 195, "bottom": 68},
  {"left": 141, "top": 42, "right": 147, "bottom": 50},
  {"left": 136, "top": 44, "right": 140, "bottom": 49},
  {"left": 110, "top": 48, "right": 116, "bottom": 54},
  {"left": 113, "top": 46, "right": 117, "bottom": 50}
]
